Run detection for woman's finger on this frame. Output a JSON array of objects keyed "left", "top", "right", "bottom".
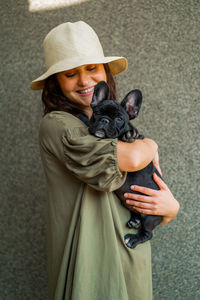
[
  {"left": 129, "top": 185, "right": 158, "bottom": 196},
  {"left": 154, "top": 163, "right": 162, "bottom": 176},
  {"left": 128, "top": 205, "right": 158, "bottom": 215},
  {"left": 153, "top": 173, "right": 168, "bottom": 190},
  {"left": 126, "top": 199, "right": 155, "bottom": 209},
  {"left": 124, "top": 192, "right": 153, "bottom": 202}
]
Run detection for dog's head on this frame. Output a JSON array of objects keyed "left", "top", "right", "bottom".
[{"left": 88, "top": 81, "right": 142, "bottom": 139}]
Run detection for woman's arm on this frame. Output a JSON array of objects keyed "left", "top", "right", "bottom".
[
  {"left": 124, "top": 172, "right": 180, "bottom": 225},
  {"left": 117, "top": 138, "right": 158, "bottom": 172},
  {"left": 117, "top": 141, "right": 179, "bottom": 224}
]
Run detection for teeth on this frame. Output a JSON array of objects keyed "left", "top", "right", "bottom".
[{"left": 78, "top": 87, "right": 94, "bottom": 94}]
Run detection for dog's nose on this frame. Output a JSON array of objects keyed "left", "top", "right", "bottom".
[{"left": 100, "top": 118, "right": 109, "bottom": 125}]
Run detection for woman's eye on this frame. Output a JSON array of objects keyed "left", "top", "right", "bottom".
[
  {"left": 87, "top": 66, "right": 96, "bottom": 71},
  {"left": 65, "top": 73, "right": 76, "bottom": 78}
]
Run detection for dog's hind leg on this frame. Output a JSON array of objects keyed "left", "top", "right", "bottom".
[
  {"left": 124, "top": 229, "right": 153, "bottom": 249},
  {"left": 126, "top": 211, "right": 141, "bottom": 229},
  {"left": 124, "top": 215, "right": 163, "bottom": 249}
]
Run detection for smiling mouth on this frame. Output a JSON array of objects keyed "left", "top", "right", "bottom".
[{"left": 77, "top": 87, "right": 94, "bottom": 94}]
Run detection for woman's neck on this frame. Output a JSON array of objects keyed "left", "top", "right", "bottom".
[{"left": 82, "top": 107, "right": 92, "bottom": 119}]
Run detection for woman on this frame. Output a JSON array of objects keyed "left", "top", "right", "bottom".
[{"left": 31, "top": 21, "right": 179, "bottom": 300}]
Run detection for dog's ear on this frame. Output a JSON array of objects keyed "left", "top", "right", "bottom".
[
  {"left": 91, "top": 81, "right": 110, "bottom": 108},
  {"left": 121, "top": 89, "right": 142, "bottom": 119}
]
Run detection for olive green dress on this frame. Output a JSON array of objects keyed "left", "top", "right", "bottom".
[{"left": 39, "top": 111, "right": 152, "bottom": 300}]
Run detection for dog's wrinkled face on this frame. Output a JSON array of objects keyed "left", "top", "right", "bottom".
[
  {"left": 89, "top": 100, "right": 130, "bottom": 138},
  {"left": 88, "top": 81, "right": 142, "bottom": 139}
]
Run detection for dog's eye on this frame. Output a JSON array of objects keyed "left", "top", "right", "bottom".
[{"left": 116, "top": 117, "right": 123, "bottom": 122}]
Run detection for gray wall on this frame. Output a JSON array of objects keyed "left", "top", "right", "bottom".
[{"left": 1, "top": 0, "right": 200, "bottom": 299}]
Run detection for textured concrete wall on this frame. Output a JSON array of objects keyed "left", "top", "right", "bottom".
[{"left": 1, "top": 0, "right": 200, "bottom": 299}]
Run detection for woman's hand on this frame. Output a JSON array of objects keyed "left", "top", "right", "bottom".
[
  {"left": 124, "top": 173, "right": 180, "bottom": 225},
  {"left": 152, "top": 150, "right": 162, "bottom": 176}
]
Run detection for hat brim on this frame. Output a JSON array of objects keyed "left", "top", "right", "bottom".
[{"left": 30, "top": 56, "right": 128, "bottom": 90}]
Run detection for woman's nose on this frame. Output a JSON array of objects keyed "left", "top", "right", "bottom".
[{"left": 78, "top": 71, "right": 90, "bottom": 86}]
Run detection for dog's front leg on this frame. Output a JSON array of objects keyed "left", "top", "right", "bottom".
[
  {"left": 121, "top": 130, "right": 135, "bottom": 143},
  {"left": 120, "top": 126, "right": 140, "bottom": 143}
]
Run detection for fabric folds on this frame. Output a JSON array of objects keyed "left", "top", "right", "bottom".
[{"left": 39, "top": 111, "right": 152, "bottom": 300}]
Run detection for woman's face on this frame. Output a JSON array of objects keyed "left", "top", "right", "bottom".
[{"left": 56, "top": 64, "right": 107, "bottom": 117}]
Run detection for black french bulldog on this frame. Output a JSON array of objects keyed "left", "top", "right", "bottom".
[{"left": 77, "top": 81, "right": 163, "bottom": 249}]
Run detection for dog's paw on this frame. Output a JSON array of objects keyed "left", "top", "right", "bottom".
[
  {"left": 121, "top": 131, "right": 135, "bottom": 143},
  {"left": 126, "top": 218, "right": 141, "bottom": 229},
  {"left": 124, "top": 234, "right": 139, "bottom": 249},
  {"left": 137, "top": 134, "right": 144, "bottom": 139}
]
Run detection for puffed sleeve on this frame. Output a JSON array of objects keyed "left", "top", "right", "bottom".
[{"left": 39, "top": 111, "right": 127, "bottom": 192}]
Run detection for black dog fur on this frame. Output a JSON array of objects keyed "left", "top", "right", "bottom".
[{"left": 77, "top": 81, "right": 163, "bottom": 249}]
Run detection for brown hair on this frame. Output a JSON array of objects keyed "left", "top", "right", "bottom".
[{"left": 41, "top": 64, "right": 117, "bottom": 116}]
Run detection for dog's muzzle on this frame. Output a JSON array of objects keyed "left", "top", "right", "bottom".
[{"left": 94, "top": 130, "right": 106, "bottom": 138}]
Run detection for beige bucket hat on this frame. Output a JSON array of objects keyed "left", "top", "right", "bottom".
[{"left": 30, "top": 21, "right": 128, "bottom": 90}]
